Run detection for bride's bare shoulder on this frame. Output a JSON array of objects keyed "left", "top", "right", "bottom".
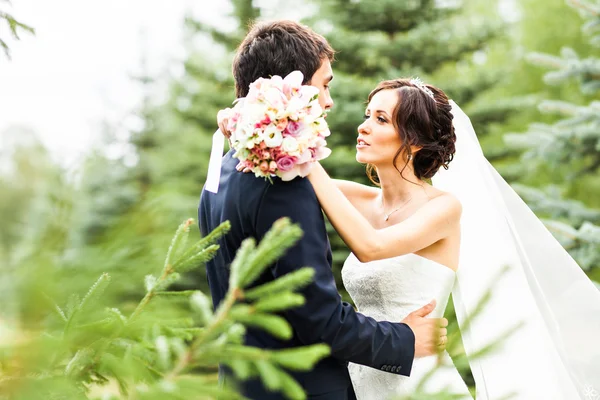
[
  {"left": 425, "top": 189, "right": 462, "bottom": 221},
  {"left": 334, "top": 179, "right": 380, "bottom": 202}
]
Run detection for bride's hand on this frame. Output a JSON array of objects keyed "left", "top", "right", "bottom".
[{"left": 307, "top": 160, "right": 325, "bottom": 181}]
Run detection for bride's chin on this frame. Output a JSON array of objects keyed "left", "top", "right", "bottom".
[{"left": 356, "top": 153, "right": 368, "bottom": 163}]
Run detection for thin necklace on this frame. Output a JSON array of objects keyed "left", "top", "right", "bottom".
[{"left": 382, "top": 195, "right": 413, "bottom": 221}]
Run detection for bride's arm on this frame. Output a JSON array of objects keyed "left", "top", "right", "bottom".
[
  {"left": 308, "top": 162, "right": 462, "bottom": 263},
  {"left": 333, "top": 179, "right": 378, "bottom": 205}
]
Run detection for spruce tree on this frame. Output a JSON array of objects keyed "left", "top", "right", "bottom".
[
  {"left": 0, "top": 217, "right": 332, "bottom": 400},
  {"left": 504, "top": 0, "right": 600, "bottom": 280}
]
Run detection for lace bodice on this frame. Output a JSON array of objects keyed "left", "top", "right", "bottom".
[
  {"left": 343, "top": 252, "right": 456, "bottom": 322},
  {"left": 342, "top": 252, "right": 472, "bottom": 399}
]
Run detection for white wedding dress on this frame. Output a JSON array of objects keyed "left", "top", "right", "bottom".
[{"left": 342, "top": 252, "right": 472, "bottom": 400}]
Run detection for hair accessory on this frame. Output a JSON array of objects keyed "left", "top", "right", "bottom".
[{"left": 410, "top": 77, "right": 435, "bottom": 100}]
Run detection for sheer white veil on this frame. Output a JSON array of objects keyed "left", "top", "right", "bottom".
[{"left": 432, "top": 101, "right": 600, "bottom": 399}]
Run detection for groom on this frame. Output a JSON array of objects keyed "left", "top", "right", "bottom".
[{"left": 199, "top": 20, "right": 446, "bottom": 400}]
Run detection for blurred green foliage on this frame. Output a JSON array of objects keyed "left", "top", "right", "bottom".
[
  {"left": 1, "top": 217, "right": 331, "bottom": 400},
  {"left": 0, "top": 0, "right": 34, "bottom": 59}
]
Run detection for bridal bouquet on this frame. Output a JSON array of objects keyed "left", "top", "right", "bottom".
[{"left": 223, "top": 71, "right": 331, "bottom": 181}]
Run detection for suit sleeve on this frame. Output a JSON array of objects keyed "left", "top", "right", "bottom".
[{"left": 254, "top": 177, "right": 415, "bottom": 376}]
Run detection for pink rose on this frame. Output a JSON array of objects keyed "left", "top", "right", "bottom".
[
  {"left": 259, "top": 161, "right": 270, "bottom": 172},
  {"left": 276, "top": 155, "right": 297, "bottom": 172},
  {"left": 285, "top": 121, "right": 305, "bottom": 137}
]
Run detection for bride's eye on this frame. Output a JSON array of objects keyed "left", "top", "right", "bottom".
[
  {"left": 363, "top": 114, "right": 370, "bottom": 120},
  {"left": 377, "top": 116, "right": 387, "bottom": 123}
]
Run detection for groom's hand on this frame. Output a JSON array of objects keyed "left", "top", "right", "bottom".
[
  {"left": 401, "top": 300, "right": 448, "bottom": 358},
  {"left": 217, "top": 109, "right": 232, "bottom": 139}
]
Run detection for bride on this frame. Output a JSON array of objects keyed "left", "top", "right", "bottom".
[
  {"left": 308, "top": 78, "right": 470, "bottom": 399},
  {"left": 306, "top": 78, "right": 600, "bottom": 399}
]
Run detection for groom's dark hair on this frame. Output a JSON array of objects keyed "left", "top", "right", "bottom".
[{"left": 233, "top": 20, "right": 335, "bottom": 98}]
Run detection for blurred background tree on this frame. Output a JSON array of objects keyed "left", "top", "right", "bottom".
[
  {"left": 0, "top": 0, "right": 33, "bottom": 59},
  {"left": 504, "top": 0, "right": 600, "bottom": 281}
]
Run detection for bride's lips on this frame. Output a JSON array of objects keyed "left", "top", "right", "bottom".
[{"left": 356, "top": 137, "right": 370, "bottom": 149}]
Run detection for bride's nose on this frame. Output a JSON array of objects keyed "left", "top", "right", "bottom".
[{"left": 358, "top": 120, "right": 370, "bottom": 135}]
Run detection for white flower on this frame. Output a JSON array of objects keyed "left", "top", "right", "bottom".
[
  {"left": 314, "top": 145, "right": 332, "bottom": 161},
  {"left": 266, "top": 108, "right": 279, "bottom": 122},
  {"left": 313, "top": 117, "right": 331, "bottom": 137},
  {"left": 264, "top": 125, "right": 283, "bottom": 148},
  {"left": 269, "top": 74, "right": 284, "bottom": 91},
  {"left": 283, "top": 70, "right": 304, "bottom": 89},
  {"left": 264, "top": 87, "right": 285, "bottom": 110},
  {"left": 299, "top": 85, "right": 319, "bottom": 101},
  {"left": 245, "top": 137, "right": 256, "bottom": 149},
  {"left": 244, "top": 102, "right": 268, "bottom": 124},
  {"left": 232, "top": 121, "right": 253, "bottom": 143},
  {"left": 281, "top": 136, "right": 300, "bottom": 154},
  {"left": 297, "top": 150, "right": 312, "bottom": 163},
  {"left": 285, "top": 97, "right": 306, "bottom": 120}
]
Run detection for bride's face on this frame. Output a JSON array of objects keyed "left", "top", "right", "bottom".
[{"left": 356, "top": 89, "right": 402, "bottom": 165}]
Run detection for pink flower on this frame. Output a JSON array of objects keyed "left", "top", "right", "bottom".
[
  {"left": 260, "top": 115, "right": 271, "bottom": 126},
  {"left": 276, "top": 155, "right": 297, "bottom": 172},
  {"left": 285, "top": 121, "right": 305, "bottom": 137},
  {"left": 259, "top": 161, "right": 270, "bottom": 172},
  {"left": 276, "top": 119, "right": 288, "bottom": 131}
]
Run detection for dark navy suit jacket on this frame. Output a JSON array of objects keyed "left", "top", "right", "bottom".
[{"left": 199, "top": 151, "right": 415, "bottom": 399}]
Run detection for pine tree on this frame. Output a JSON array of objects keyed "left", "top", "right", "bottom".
[
  {"left": 1, "top": 218, "right": 332, "bottom": 400},
  {"left": 504, "top": 0, "right": 600, "bottom": 280},
  {"left": 0, "top": 0, "right": 34, "bottom": 59}
]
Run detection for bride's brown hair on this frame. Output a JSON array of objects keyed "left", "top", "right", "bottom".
[{"left": 365, "top": 79, "right": 456, "bottom": 185}]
